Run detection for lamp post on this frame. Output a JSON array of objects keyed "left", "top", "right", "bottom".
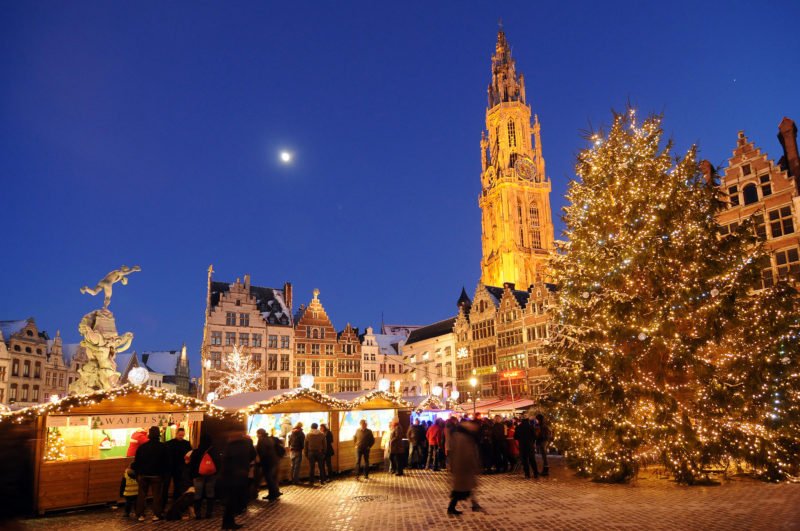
[{"left": 469, "top": 377, "right": 478, "bottom": 418}]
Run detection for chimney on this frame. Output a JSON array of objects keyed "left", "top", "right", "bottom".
[
  {"left": 503, "top": 282, "right": 515, "bottom": 291},
  {"left": 244, "top": 274, "right": 251, "bottom": 291},
  {"left": 778, "top": 117, "right": 800, "bottom": 188},
  {"left": 283, "top": 281, "right": 293, "bottom": 313},
  {"left": 700, "top": 160, "right": 716, "bottom": 187}
]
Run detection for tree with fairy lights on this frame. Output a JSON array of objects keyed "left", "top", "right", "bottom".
[
  {"left": 44, "top": 427, "right": 67, "bottom": 461},
  {"left": 215, "top": 345, "right": 261, "bottom": 398},
  {"left": 545, "top": 110, "right": 800, "bottom": 483}
]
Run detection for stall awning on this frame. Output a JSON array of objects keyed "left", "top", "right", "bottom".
[
  {"left": 456, "top": 398, "right": 504, "bottom": 414},
  {"left": 487, "top": 398, "right": 535, "bottom": 414}
]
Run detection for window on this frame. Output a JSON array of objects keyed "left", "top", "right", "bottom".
[
  {"left": 21, "top": 384, "right": 29, "bottom": 401},
  {"left": 210, "top": 351, "right": 222, "bottom": 369},
  {"left": 311, "top": 344, "right": 320, "bottom": 355},
  {"left": 325, "top": 344, "right": 334, "bottom": 355},
  {"left": 281, "top": 335, "right": 290, "bottom": 349},
  {"left": 239, "top": 333, "right": 249, "bottom": 346},
  {"left": 0, "top": 389, "right": 3, "bottom": 403},
  {"left": 296, "top": 343, "right": 306, "bottom": 354},
  {"left": 312, "top": 328, "right": 319, "bottom": 339},
  {"left": 338, "top": 359, "right": 361, "bottom": 374},
  {"left": 251, "top": 334, "right": 262, "bottom": 347},
  {"left": 319, "top": 329, "right": 325, "bottom": 340},
  {"left": 389, "top": 364, "right": 396, "bottom": 374},
  {"left": 226, "top": 312, "right": 236, "bottom": 326},
  {"left": 23, "top": 360, "right": 30, "bottom": 377},
  {"left": 280, "top": 377, "right": 290, "bottom": 389},
  {"left": 529, "top": 203, "right": 542, "bottom": 249},
  {"left": 235, "top": 299, "right": 240, "bottom": 306},
  {"left": 34, "top": 361, "right": 41, "bottom": 378},
  {"left": 760, "top": 174, "right": 772, "bottom": 197},
  {"left": 753, "top": 213, "right": 767, "bottom": 240},
  {"left": 252, "top": 353, "right": 261, "bottom": 368},
  {"left": 776, "top": 248, "right": 800, "bottom": 282},
  {"left": 267, "top": 377, "right": 278, "bottom": 390},
  {"left": 0, "top": 366, "right": 6, "bottom": 381},
  {"left": 13, "top": 345, "right": 20, "bottom": 351},
  {"left": 211, "top": 331, "right": 222, "bottom": 346},
  {"left": 311, "top": 360, "right": 320, "bottom": 376},
  {"left": 9, "top": 384, "right": 17, "bottom": 402},
  {"left": 281, "top": 354, "right": 290, "bottom": 372},
  {"left": 295, "top": 360, "right": 306, "bottom": 377},
  {"left": 742, "top": 183, "right": 759, "bottom": 205},
  {"left": 12, "top": 359, "right": 19, "bottom": 377},
  {"left": 25, "top": 347, "right": 31, "bottom": 353},
  {"left": 742, "top": 163, "right": 752, "bottom": 176},
  {"left": 325, "top": 360, "right": 335, "bottom": 377},
  {"left": 268, "top": 335, "right": 278, "bottom": 348},
  {"left": 225, "top": 332, "right": 236, "bottom": 346},
  {"left": 32, "top": 385, "right": 40, "bottom": 402},
  {"left": 268, "top": 354, "right": 278, "bottom": 371},
  {"left": 759, "top": 255, "right": 774, "bottom": 289},
  {"left": 239, "top": 313, "right": 250, "bottom": 327},
  {"left": 728, "top": 186, "right": 739, "bottom": 206},
  {"left": 769, "top": 206, "right": 794, "bottom": 238},
  {"left": 507, "top": 120, "right": 516, "bottom": 147}
]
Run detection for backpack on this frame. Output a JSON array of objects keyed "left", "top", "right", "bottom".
[
  {"left": 273, "top": 437, "right": 286, "bottom": 458},
  {"left": 198, "top": 450, "right": 217, "bottom": 476}
]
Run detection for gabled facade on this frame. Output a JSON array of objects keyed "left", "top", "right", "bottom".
[
  {"left": 293, "top": 289, "right": 339, "bottom": 394},
  {"left": 361, "top": 326, "right": 406, "bottom": 392},
  {"left": 401, "top": 317, "right": 457, "bottom": 397},
  {"left": 200, "top": 267, "right": 294, "bottom": 396},
  {"left": 337, "top": 323, "right": 362, "bottom": 392}
]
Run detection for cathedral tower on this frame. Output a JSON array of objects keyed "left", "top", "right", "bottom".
[{"left": 479, "top": 29, "right": 554, "bottom": 288}]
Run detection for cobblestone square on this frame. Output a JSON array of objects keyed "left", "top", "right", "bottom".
[{"left": 17, "top": 457, "right": 800, "bottom": 531}]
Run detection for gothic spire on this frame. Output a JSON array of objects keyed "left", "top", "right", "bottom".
[{"left": 488, "top": 28, "right": 526, "bottom": 108}]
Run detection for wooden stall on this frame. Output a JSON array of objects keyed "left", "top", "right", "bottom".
[
  {"left": 0, "top": 384, "right": 224, "bottom": 515},
  {"left": 335, "top": 390, "right": 411, "bottom": 473},
  {"left": 214, "top": 387, "right": 349, "bottom": 480}
]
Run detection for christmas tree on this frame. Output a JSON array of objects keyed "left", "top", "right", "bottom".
[
  {"left": 44, "top": 427, "right": 67, "bottom": 461},
  {"left": 545, "top": 110, "right": 800, "bottom": 482},
  {"left": 215, "top": 345, "right": 261, "bottom": 398}
]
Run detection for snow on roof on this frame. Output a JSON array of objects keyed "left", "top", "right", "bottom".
[
  {"left": 0, "top": 319, "right": 29, "bottom": 341},
  {"left": 115, "top": 352, "right": 137, "bottom": 375},
  {"left": 141, "top": 349, "right": 181, "bottom": 375},
  {"left": 374, "top": 334, "right": 403, "bottom": 356},
  {"left": 213, "top": 389, "right": 286, "bottom": 410},
  {"left": 62, "top": 343, "right": 81, "bottom": 366}
]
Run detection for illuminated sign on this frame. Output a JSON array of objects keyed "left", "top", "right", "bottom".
[
  {"left": 501, "top": 370, "right": 524, "bottom": 379},
  {"left": 473, "top": 366, "right": 496, "bottom": 376}
]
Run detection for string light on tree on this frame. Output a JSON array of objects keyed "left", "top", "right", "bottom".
[
  {"left": 44, "top": 427, "right": 67, "bottom": 461},
  {"left": 215, "top": 345, "right": 261, "bottom": 398}
]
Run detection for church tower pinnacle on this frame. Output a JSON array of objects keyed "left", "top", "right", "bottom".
[{"left": 479, "top": 28, "right": 555, "bottom": 288}]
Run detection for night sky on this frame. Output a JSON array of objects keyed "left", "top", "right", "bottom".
[{"left": 2, "top": 1, "right": 798, "bottom": 376}]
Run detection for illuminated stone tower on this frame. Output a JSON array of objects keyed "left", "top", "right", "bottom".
[{"left": 479, "top": 29, "right": 554, "bottom": 288}]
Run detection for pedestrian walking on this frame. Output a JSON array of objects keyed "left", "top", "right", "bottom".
[
  {"left": 447, "top": 420, "right": 482, "bottom": 515},
  {"left": 353, "top": 419, "right": 375, "bottom": 478},
  {"left": 514, "top": 416, "right": 538, "bottom": 478},
  {"left": 288, "top": 422, "right": 305, "bottom": 484},
  {"left": 119, "top": 465, "right": 138, "bottom": 518},
  {"left": 305, "top": 423, "right": 327, "bottom": 484},
  {"left": 426, "top": 418, "right": 443, "bottom": 471},
  {"left": 163, "top": 427, "right": 192, "bottom": 508},
  {"left": 188, "top": 433, "right": 220, "bottom": 519},
  {"left": 535, "top": 414, "right": 551, "bottom": 477},
  {"left": 389, "top": 419, "right": 405, "bottom": 476},
  {"left": 320, "top": 423, "right": 335, "bottom": 480},
  {"left": 221, "top": 432, "right": 256, "bottom": 530},
  {"left": 133, "top": 426, "right": 169, "bottom": 522},
  {"left": 255, "top": 429, "right": 281, "bottom": 501}
]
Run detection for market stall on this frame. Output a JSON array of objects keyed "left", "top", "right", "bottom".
[
  {"left": 486, "top": 398, "right": 536, "bottom": 418},
  {"left": 214, "top": 387, "right": 349, "bottom": 480},
  {"left": 0, "top": 384, "right": 225, "bottom": 515},
  {"left": 333, "top": 390, "right": 411, "bottom": 472}
]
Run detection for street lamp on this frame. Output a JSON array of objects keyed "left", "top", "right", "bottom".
[{"left": 469, "top": 377, "right": 478, "bottom": 417}]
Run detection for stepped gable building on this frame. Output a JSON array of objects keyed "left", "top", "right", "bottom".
[
  {"left": 293, "top": 289, "right": 339, "bottom": 394},
  {"left": 200, "top": 267, "right": 294, "bottom": 396},
  {"left": 337, "top": 323, "right": 362, "bottom": 392},
  {"left": 401, "top": 317, "right": 457, "bottom": 397},
  {"left": 479, "top": 28, "right": 555, "bottom": 289},
  {"left": 710, "top": 118, "right": 800, "bottom": 287}
]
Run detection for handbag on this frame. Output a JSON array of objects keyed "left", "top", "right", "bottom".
[{"left": 198, "top": 450, "right": 217, "bottom": 476}]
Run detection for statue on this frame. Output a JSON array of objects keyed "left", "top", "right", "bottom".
[
  {"left": 70, "top": 265, "right": 140, "bottom": 394},
  {"left": 80, "top": 265, "right": 141, "bottom": 309}
]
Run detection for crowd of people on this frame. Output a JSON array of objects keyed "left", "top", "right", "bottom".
[{"left": 120, "top": 412, "right": 551, "bottom": 527}]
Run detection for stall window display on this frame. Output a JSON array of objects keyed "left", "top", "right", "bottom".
[
  {"left": 247, "top": 412, "right": 330, "bottom": 444},
  {"left": 43, "top": 413, "right": 201, "bottom": 461},
  {"left": 338, "top": 409, "right": 396, "bottom": 443},
  {"left": 411, "top": 410, "right": 453, "bottom": 424}
]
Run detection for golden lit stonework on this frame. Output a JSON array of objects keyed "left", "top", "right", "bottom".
[{"left": 479, "top": 29, "right": 554, "bottom": 289}]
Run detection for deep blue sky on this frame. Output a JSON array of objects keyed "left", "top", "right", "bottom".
[{"left": 2, "top": 1, "right": 798, "bottom": 376}]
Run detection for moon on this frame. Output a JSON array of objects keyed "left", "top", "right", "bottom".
[{"left": 280, "top": 151, "right": 292, "bottom": 163}]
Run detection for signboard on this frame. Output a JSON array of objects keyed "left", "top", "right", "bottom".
[
  {"left": 472, "top": 366, "right": 496, "bottom": 376},
  {"left": 501, "top": 369, "right": 524, "bottom": 379},
  {"left": 46, "top": 415, "right": 90, "bottom": 428},
  {"left": 89, "top": 412, "right": 204, "bottom": 430}
]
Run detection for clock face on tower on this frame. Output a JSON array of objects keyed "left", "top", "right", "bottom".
[{"left": 514, "top": 156, "right": 537, "bottom": 181}]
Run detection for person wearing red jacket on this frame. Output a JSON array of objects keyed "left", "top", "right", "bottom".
[
  {"left": 127, "top": 429, "right": 149, "bottom": 457},
  {"left": 426, "top": 419, "right": 444, "bottom": 471}
]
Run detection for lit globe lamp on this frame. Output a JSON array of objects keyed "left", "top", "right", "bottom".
[
  {"left": 378, "top": 378, "right": 391, "bottom": 392},
  {"left": 128, "top": 367, "right": 150, "bottom": 386},
  {"left": 300, "top": 374, "right": 315, "bottom": 389},
  {"left": 206, "top": 392, "right": 218, "bottom": 402}
]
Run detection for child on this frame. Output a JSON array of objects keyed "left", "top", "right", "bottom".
[
  {"left": 119, "top": 466, "right": 138, "bottom": 517},
  {"left": 165, "top": 486, "right": 196, "bottom": 521}
]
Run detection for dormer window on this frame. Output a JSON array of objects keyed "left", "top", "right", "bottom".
[
  {"left": 743, "top": 183, "right": 759, "bottom": 205},
  {"left": 742, "top": 164, "right": 752, "bottom": 176},
  {"left": 760, "top": 174, "right": 772, "bottom": 197}
]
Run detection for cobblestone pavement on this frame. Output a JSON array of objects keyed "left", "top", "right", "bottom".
[{"left": 19, "top": 457, "right": 800, "bottom": 531}]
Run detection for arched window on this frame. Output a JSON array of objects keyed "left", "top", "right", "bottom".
[
  {"left": 529, "top": 203, "right": 542, "bottom": 249},
  {"left": 743, "top": 183, "right": 759, "bottom": 205},
  {"left": 517, "top": 200, "right": 524, "bottom": 246},
  {"left": 312, "top": 328, "right": 319, "bottom": 339},
  {"left": 507, "top": 120, "right": 516, "bottom": 147}
]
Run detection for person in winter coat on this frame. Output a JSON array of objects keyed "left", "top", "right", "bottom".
[
  {"left": 406, "top": 419, "right": 422, "bottom": 469},
  {"left": 535, "top": 414, "right": 551, "bottom": 476},
  {"left": 491, "top": 416, "right": 508, "bottom": 472},
  {"left": 288, "top": 423, "right": 305, "bottom": 484},
  {"left": 425, "top": 419, "right": 443, "bottom": 471},
  {"left": 389, "top": 420, "right": 405, "bottom": 476},
  {"left": 119, "top": 466, "right": 138, "bottom": 517},
  {"left": 188, "top": 433, "right": 221, "bottom": 519},
  {"left": 353, "top": 419, "right": 375, "bottom": 478},
  {"left": 320, "top": 423, "right": 335, "bottom": 480},
  {"left": 255, "top": 429, "right": 281, "bottom": 501},
  {"left": 447, "top": 420, "right": 482, "bottom": 515},
  {"left": 304, "top": 423, "right": 327, "bottom": 484},
  {"left": 133, "top": 426, "right": 170, "bottom": 522},
  {"left": 221, "top": 432, "right": 256, "bottom": 530},
  {"left": 162, "top": 427, "right": 192, "bottom": 508},
  {"left": 514, "top": 417, "right": 538, "bottom": 478}
]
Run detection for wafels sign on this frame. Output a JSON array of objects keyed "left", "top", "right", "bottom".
[{"left": 46, "top": 412, "right": 203, "bottom": 429}]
